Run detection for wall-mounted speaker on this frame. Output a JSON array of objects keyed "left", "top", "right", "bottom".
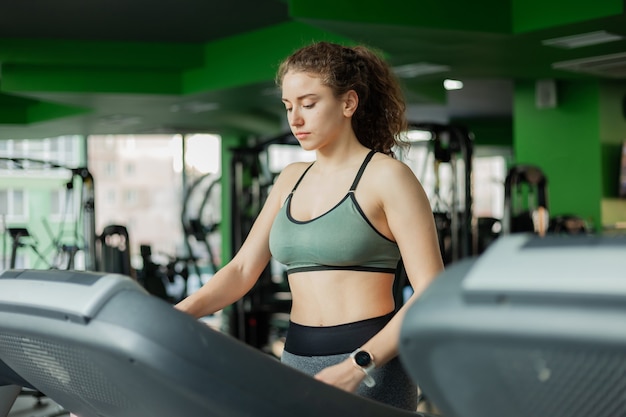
[{"left": 535, "top": 79, "right": 558, "bottom": 109}]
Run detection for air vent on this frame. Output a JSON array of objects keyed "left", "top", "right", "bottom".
[
  {"left": 542, "top": 31, "right": 623, "bottom": 49},
  {"left": 392, "top": 62, "right": 450, "bottom": 78},
  {"left": 98, "top": 114, "right": 143, "bottom": 126},
  {"left": 552, "top": 52, "right": 626, "bottom": 79}
]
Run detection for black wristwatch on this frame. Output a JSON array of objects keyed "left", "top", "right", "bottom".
[{"left": 350, "top": 348, "right": 376, "bottom": 387}]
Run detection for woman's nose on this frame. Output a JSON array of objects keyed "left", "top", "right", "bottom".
[{"left": 289, "top": 108, "right": 303, "bottom": 126}]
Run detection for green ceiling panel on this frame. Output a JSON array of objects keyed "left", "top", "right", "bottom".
[
  {"left": 182, "top": 21, "right": 355, "bottom": 94},
  {"left": 27, "top": 101, "right": 90, "bottom": 124},
  {"left": 0, "top": 38, "right": 203, "bottom": 69},
  {"left": 402, "top": 79, "right": 447, "bottom": 104},
  {"left": 512, "top": 0, "right": 623, "bottom": 33},
  {"left": 0, "top": 109, "right": 27, "bottom": 124},
  {"left": 288, "top": 0, "right": 511, "bottom": 33},
  {"left": 0, "top": 92, "right": 88, "bottom": 124},
  {"left": 1, "top": 64, "right": 182, "bottom": 94},
  {"left": 0, "top": 92, "right": 34, "bottom": 107},
  {"left": 0, "top": 93, "right": 36, "bottom": 124}
]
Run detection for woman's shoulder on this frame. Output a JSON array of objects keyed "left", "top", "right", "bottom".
[
  {"left": 279, "top": 160, "right": 313, "bottom": 179},
  {"left": 365, "top": 152, "right": 424, "bottom": 197},
  {"left": 369, "top": 152, "right": 416, "bottom": 181},
  {"left": 272, "top": 160, "right": 314, "bottom": 190}
]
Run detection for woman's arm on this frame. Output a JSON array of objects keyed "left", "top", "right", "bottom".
[{"left": 175, "top": 164, "right": 297, "bottom": 319}]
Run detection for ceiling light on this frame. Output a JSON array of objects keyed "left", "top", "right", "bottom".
[
  {"left": 552, "top": 51, "right": 626, "bottom": 78},
  {"left": 393, "top": 63, "right": 450, "bottom": 78},
  {"left": 406, "top": 129, "right": 433, "bottom": 142},
  {"left": 170, "top": 101, "right": 219, "bottom": 114},
  {"left": 542, "top": 30, "right": 624, "bottom": 49},
  {"left": 261, "top": 87, "right": 281, "bottom": 97},
  {"left": 98, "top": 114, "right": 142, "bottom": 126},
  {"left": 443, "top": 79, "right": 464, "bottom": 90}
]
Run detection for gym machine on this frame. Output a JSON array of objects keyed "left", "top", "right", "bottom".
[
  {"left": 405, "top": 123, "right": 474, "bottom": 264},
  {"left": 181, "top": 172, "right": 222, "bottom": 280},
  {"left": 502, "top": 164, "right": 549, "bottom": 236},
  {"left": 0, "top": 269, "right": 432, "bottom": 417},
  {"left": 400, "top": 233, "right": 626, "bottom": 417},
  {"left": 1, "top": 234, "right": 623, "bottom": 417},
  {"left": 226, "top": 132, "right": 298, "bottom": 351}
]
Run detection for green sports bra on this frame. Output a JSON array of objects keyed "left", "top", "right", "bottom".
[{"left": 269, "top": 150, "right": 401, "bottom": 275}]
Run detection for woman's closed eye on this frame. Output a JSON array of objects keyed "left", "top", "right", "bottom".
[{"left": 284, "top": 103, "right": 315, "bottom": 112}]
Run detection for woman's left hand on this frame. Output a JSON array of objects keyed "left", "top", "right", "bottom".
[{"left": 314, "top": 358, "right": 365, "bottom": 393}]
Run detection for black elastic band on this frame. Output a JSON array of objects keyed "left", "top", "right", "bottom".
[
  {"left": 287, "top": 265, "right": 396, "bottom": 275},
  {"left": 290, "top": 162, "right": 315, "bottom": 193},
  {"left": 349, "top": 150, "right": 377, "bottom": 191}
]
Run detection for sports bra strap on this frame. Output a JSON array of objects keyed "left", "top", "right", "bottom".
[
  {"left": 290, "top": 149, "right": 377, "bottom": 193},
  {"left": 349, "top": 150, "right": 377, "bottom": 191},
  {"left": 290, "top": 161, "right": 315, "bottom": 193}
]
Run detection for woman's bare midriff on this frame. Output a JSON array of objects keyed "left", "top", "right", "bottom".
[{"left": 287, "top": 270, "right": 396, "bottom": 327}]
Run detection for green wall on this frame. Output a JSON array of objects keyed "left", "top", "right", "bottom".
[
  {"left": 513, "top": 80, "right": 603, "bottom": 230},
  {"left": 599, "top": 81, "right": 626, "bottom": 226},
  {"left": 599, "top": 81, "right": 626, "bottom": 196}
]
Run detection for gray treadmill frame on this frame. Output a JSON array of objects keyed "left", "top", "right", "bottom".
[{"left": 0, "top": 269, "right": 425, "bottom": 417}]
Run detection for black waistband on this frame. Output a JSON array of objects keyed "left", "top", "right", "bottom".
[
  {"left": 283, "top": 312, "right": 395, "bottom": 356},
  {"left": 287, "top": 265, "right": 397, "bottom": 275}
]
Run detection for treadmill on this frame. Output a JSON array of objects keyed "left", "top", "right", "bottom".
[
  {"left": 400, "top": 233, "right": 626, "bottom": 417},
  {"left": 0, "top": 269, "right": 426, "bottom": 417},
  {"left": 2, "top": 234, "right": 624, "bottom": 417}
]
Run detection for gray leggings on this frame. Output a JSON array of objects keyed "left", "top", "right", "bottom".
[{"left": 281, "top": 350, "right": 418, "bottom": 411}]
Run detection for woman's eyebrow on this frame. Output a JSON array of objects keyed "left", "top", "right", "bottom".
[{"left": 281, "top": 93, "right": 318, "bottom": 102}]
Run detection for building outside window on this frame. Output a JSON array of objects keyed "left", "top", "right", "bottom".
[{"left": 0, "top": 136, "right": 86, "bottom": 272}]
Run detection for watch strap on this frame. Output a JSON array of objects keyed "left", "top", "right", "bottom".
[{"left": 350, "top": 348, "right": 376, "bottom": 387}]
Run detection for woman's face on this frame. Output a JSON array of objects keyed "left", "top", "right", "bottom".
[{"left": 281, "top": 70, "right": 354, "bottom": 151}]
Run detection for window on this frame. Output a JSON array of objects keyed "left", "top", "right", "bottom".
[
  {"left": 124, "top": 189, "right": 138, "bottom": 206},
  {"left": 0, "top": 189, "right": 28, "bottom": 220},
  {"left": 401, "top": 142, "right": 511, "bottom": 220},
  {"left": 13, "top": 190, "right": 25, "bottom": 216},
  {"left": 88, "top": 134, "right": 219, "bottom": 279},
  {"left": 0, "top": 136, "right": 81, "bottom": 172},
  {"left": 50, "top": 189, "right": 77, "bottom": 219},
  {"left": 0, "top": 190, "right": 7, "bottom": 214},
  {"left": 48, "top": 136, "right": 80, "bottom": 167},
  {"left": 105, "top": 162, "right": 117, "bottom": 177},
  {"left": 472, "top": 154, "right": 508, "bottom": 219},
  {"left": 0, "top": 254, "right": 28, "bottom": 270},
  {"left": 106, "top": 189, "right": 116, "bottom": 205},
  {"left": 125, "top": 162, "right": 136, "bottom": 176}
]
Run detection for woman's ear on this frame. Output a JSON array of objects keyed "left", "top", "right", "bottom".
[{"left": 343, "top": 90, "right": 359, "bottom": 117}]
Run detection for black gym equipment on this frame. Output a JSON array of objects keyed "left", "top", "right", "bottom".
[
  {"left": 400, "top": 233, "right": 626, "bottom": 417},
  {"left": 226, "top": 132, "right": 298, "bottom": 350},
  {"left": 181, "top": 172, "right": 222, "bottom": 281},
  {"left": 548, "top": 214, "right": 589, "bottom": 235},
  {"left": 95, "top": 224, "right": 133, "bottom": 277},
  {"left": 503, "top": 164, "right": 549, "bottom": 236},
  {"left": 6, "top": 227, "right": 49, "bottom": 270},
  {"left": 0, "top": 269, "right": 432, "bottom": 417},
  {"left": 406, "top": 123, "right": 474, "bottom": 265}
]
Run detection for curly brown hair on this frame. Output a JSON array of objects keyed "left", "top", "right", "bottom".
[{"left": 276, "top": 42, "right": 408, "bottom": 156}]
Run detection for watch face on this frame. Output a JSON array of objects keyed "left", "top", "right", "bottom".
[{"left": 354, "top": 350, "right": 371, "bottom": 367}]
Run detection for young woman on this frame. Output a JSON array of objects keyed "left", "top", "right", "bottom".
[{"left": 176, "top": 41, "right": 444, "bottom": 410}]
